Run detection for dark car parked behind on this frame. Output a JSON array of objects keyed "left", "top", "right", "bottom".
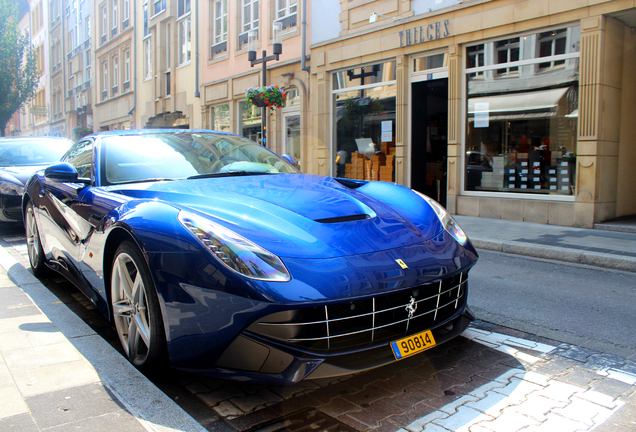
[{"left": 0, "top": 137, "right": 72, "bottom": 222}]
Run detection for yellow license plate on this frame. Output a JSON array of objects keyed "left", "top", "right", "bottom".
[{"left": 390, "top": 330, "right": 436, "bottom": 360}]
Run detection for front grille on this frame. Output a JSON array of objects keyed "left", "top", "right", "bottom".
[{"left": 249, "top": 271, "right": 467, "bottom": 352}]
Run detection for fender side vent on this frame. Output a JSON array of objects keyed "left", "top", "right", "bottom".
[{"left": 314, "top": 214, "right": 370, "bottom": 224}]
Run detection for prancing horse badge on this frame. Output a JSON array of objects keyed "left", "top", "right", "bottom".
[{"left": 395, "top": 259, "right": 408, "bottom": 269}]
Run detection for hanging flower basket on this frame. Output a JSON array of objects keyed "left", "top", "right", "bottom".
[
  {"left": 245, "top": 86, "right": 286, "bottom": 110},
  {"left": 73, "top": 124, "right": 93, "bottom": 140}
]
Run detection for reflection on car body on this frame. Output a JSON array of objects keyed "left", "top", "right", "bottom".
[{"left": 23, "top": 129, "right": 478, "bottom": 386}]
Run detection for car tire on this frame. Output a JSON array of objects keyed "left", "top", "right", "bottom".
[
  {"left": 110, "top": 241, "right": 167, "bottom": 370},
  {"left": 25, "top": 202, "right": 48, "bottom": 277}
]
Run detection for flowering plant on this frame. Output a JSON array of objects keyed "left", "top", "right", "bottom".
[
  {"left": 245, "top": 86, "right": 286, "bottom": 109},
  {"left": 73, "top": 124, "right": 93, "bottom": 140}
]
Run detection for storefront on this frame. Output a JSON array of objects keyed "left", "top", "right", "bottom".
[{"left": 310, "top": 0, "right": 636, "bottom": 227}]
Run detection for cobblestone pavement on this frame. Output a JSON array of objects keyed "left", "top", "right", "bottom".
[{"left": 2, "top": 232, "right": 635, "bottom": 432}]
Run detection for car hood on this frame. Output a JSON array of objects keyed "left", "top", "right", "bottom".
[
  {"left": 108, "top": 174, "right": 445, "bottom": 259},
  {"left": 0, "top": 165, "right": 47, "bottom": 185}
]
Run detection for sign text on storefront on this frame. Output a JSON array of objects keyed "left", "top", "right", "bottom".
[{"left": 399, "top": 20, "right": 451, "bottom": 47}]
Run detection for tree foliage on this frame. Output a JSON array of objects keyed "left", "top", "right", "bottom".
[{"left": 0, "top": 0, "right": 40, "bottom": 136}]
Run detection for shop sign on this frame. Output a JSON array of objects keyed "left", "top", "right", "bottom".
[
  {"left": 30, "top": 106, "right": 48, "bottom": 115},
  {"left": 400, "top": 20, "right": 450, "bottom": 47}
]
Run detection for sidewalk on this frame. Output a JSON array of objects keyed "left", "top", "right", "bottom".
[
  {"left": 454, "top": 215, "right": 636, "bottom": 273},
  {"left": 0, "top": 247, "right": 207, "bottom": 432}
]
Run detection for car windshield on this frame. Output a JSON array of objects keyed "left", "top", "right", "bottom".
[
  {"left": 0, "top": 138, "right": 71, "bottom": 167},
  {"left": 102, "top": 131, "right": 299, "bottom": 185}
]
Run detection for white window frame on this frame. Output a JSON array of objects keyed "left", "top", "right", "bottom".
[
  {"left": 178, "top": 16, "right": 191, "bottom": 66},
  {"left": 213, "top": 0, "right": 228, "bottom": 46},
  {"left": 123, "top": 0, "right": 129, "bottom": 20},
  {"left": 276, "top": 0, "right": 296, "bottom": 18},
  {"left": 113, "top": 56, "right": 119, "bottom": 88},
  {"left": 124, "top": 50, "right": 130, "bottom": 83},
  {"left": 144, "top": 37, "right": 152, "bottom": 79},
  {"left": 101, "top": 6, "right": 107, "bottom": 38},
  {"left": 242, "top": 0, "right": 259, "bottom": 34},
  {"left": 112, "top": 0, "right": 118, "bottom": 31},
  {"left": 102, "top": 61, "right": 108, "bottom": 92}
]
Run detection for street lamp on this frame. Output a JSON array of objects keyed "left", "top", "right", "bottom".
[{"left": 247, "top": 22, "right": 283, "bottom": 148}]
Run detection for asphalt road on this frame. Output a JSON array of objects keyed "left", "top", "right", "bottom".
[{"left": 469, "top": 249, "right": 636, "bottom": 361}]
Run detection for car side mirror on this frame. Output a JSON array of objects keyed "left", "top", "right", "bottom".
[
  {"left": 44, "top": 163, "right": 91, "bottom": 185},
  {"left": 282, "top": 154, "right": 301, "bottom": 171}
]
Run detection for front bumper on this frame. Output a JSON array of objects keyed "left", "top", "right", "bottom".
[{"left": 176, "top": 303, "right": 474, "bottom": 386}]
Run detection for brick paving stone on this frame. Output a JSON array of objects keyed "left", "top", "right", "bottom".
[
  {"left": 492, "top": 376, "right": 543, "bottom": 399},
  {"left": 527, "top": 412, "right": 590, "bottom": 432},
  {"left": 212, "top": 400, "right": 244, "bottom": 418},
  {"left": 518, "top": 371, "right": 550, "bottom": 387},
  {"left": 537, "top": 380, "right": 583, "bottom": 403},
  {"left": 535, "top": 356, "right": 583, "bottom": 373},
  {"left": 433, "top": 405, "right": 494, "bottom": 431},
  {"left": 468, "top": 379, "right": 508, "bottom": 399},
  {"left": 347, "top": 397, "right": 404, "bottom": 427},
  {"left": 318, "top": 396, "right": 363, "bottom": 418},
  {"left": 573, "top": 389, "right": 620, "bottom": 410},
  {"left": 344, "top": 383, "right": 396, "bottom": 407},
  {"left": 448, "top": 375, "right": 493, "bottom": 398},
  {"left": 589, "top": 376, "right": 636, "bottom": 399},
  {"left": 338, "top": 413, "right": 373, "bottom": 430},
  {"left": 437, "top": 395, "right": 479, "bottom": 415},
  {"left": 476, "top": 410, "right": 541, "bottom": 432},
  {"left": 492, "top": 368, "right": 527, "bottom": 385},
  {"left": 551, "top": 395, "right": 616, "bottom": 427},
  {"left": 509, "top": 393, "right": 568, "bottom": 422},
  {"left": 603, "top": 368, "right": 636, "bottom": 385},
  {"left": 553, "top": 366, "right": 601, "bottom": 388},
  {"left": 474, "top": 362, "right": 522, "bottom": 382},
  {"left": 585, "top": 353, "right": 627, "bottom": 372},
  {"left": 465, "top": 390, "right": 523, "bottom": 417},
  {"left": 552, "top": 344, "right": 598, "bottom": 363},
  {"left": 229, "top": 388, "right": 283, "bottom": 413},
  {"left": 404, "top": 410, "right": 450, "bottom": 432}
]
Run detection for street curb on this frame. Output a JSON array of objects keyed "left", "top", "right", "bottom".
[
  {"left": 0, "top": 246, "right": 207, "bottom": 432},
  {"left": 471, "top": 238, "right": 636, "bottom": 273}
]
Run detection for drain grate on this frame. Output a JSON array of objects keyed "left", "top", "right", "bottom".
[{"left": 244, "top": 407, "right": 358, "bottom": 432}]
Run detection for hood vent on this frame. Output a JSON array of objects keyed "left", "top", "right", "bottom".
[{"left": 314, "top": 214, "right": 371, "bottom": 224}]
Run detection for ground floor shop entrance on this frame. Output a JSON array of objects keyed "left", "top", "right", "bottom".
[{"left": 410, "top": 78, "right": 449, "bottom": 207}]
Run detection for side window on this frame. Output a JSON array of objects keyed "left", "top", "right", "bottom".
[{"left": 62, "top": 140, "right": 94, "bottom": 180}]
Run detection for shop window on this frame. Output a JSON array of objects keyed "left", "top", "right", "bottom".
[
  {"left": 464, "top": 25, "right": 580, "bottom": 197},
  {"left": 210, "top": 104, "right": 230, "bottom": 132},
  {"left": 495, "top": 38, "right": 519, "bottom": 76},
  {"left": 537, "top": 29, "right": 567, "bottom": 71},
  {"left": 466, "top": 44, "right": 484, "bottom": 79},
  {"left": 332, "top": 61, "right": 397, "bottom": 182},
  {"left": 239, "top": 101, "right": 261, "bottom": 143},
  {"left": 413, "top": 53, "right": 447, "bottom": 72}
]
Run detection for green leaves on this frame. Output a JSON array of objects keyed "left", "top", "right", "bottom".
[{"left": 0, "top": 0, "right": 41, "bottom": 136}]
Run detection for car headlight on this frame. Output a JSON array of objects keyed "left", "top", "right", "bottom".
[
  {"left": 0, "top": 181, "right": 25, "bottom": 196},
  {"left": 414, "top": 191, "right": 468, "bottom": 245},
  {"left": 178, "top": 211, "right": 291, "bottom": 282}
]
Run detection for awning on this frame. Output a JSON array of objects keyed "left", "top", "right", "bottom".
[{"left": 468, "top": 87, "right": 569, "bottom": 115}]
